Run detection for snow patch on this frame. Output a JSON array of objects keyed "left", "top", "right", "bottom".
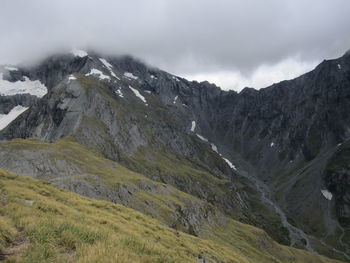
[
  {"left": 5, "top": 66, "right": 18, "bottom": 71},
  {"left": 173, "top": 95, "right": 178, "bottom": 104},
  {"left": 196, "top": 134, "right": 208, "bottom": 142},
  {"left": 223, "top": 158, "right": 237, "bottom": 170},
  {"left": 338, "top": 64, "right": 342, "bottom": 70},
  {"left": 191, "top": 121, "right": 196, "bottom": 132},
  {"left": 99, "top": 58, "right": 120, "bottom": 79},
  {"left": 321, "top": 189, "right": 333, "bottom": 200},
  {"left": 72, "top": 49, "right": 88, "bottom": 57},
  {"left": 0, "top": 73, "right": 47, "bottom": 98},
  {"left": 270, "top": 142, "right": 275, "bottom": 147},
  {"left": 68, "top": 75, "right": 77, "bottom": 81},
  {"left": 211, "top": 143, "right": 218, "bottom": 153},
  {"left": 172, "top": 76, "right": 180, "bottom": 82},
  {"left": 144, "top": 90, "right": 152, "bottom": 94},
  {"left": 115, "top": 87, "right": 124, "bottom": 98},
  {"left": 150, "top": 75, "right": 158, "bottom": 79},
  {"left": 86, "top": 69, "right": 110, "bottom": 80},
  {"left": 124, "top": 72, "right": 138, "bottom": 80},
  {"left": 192, "top": 128, "right": 237, "bottom": 171},
  {"left": 129, "top": 85, "right": 147, "bottom": 105},
  {"left": 0, "top": 105, "right": 29, "bottom": 130}
]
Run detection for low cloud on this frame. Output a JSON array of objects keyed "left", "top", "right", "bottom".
[
  {"left": 0, "top": 0, "right": 350, "bottom": 90},
  {"left": 184, "top": 57, "right": 318, "bottom": 91}
]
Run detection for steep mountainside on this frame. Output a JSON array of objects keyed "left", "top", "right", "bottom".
[
  {"left": 1, "top": 49, "right": 350, "bottom": 261},
  {"left": 0, "top": 169, "right": 341, "bottom": 263}
]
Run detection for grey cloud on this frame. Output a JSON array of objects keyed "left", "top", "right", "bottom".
[{"left": 1, "top": 0, "right": 350, "bottom": 78}]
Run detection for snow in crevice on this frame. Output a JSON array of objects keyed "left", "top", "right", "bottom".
[
  {"left": 144, "top": 90, "right": 152, "bottom": 94},
  {"left": 191, "top": 121, "right": 196, "bottom": 132},
  {"left": 0, "top": 105, "right": 29, "bottom": 130},
  {"left": 338, "top": 64, "right": 342, "bottom": 70},
  {"left": 173, "top": 95, "right": 178, "bottom": 104},
  {"left": 193, "top": 130, "right": 237, "bottom": 171},
  {"left": 222, "top": 158, "right": 237, "bottom": 170},
  {"left": 196, "top": 134, "right": 208, "bottom": 142},
  {"left": 124, "top": 72, "right": 138, "bottom": 80},
  {"left": 115, "top": 87, "right": 124, "bottom": 98},
  {"left": 211, "top": 143, "right": 218, "bottom": 153},
  {"left": 71, "top": 49, "right": 88, "bottom": 58},
  {"left": 86, "top": 69, "right": 110, "bottom": 80},
  {"left": 5, "top": 66, "right": 18, "bottom": 71},
  {"left": 99, "top": 58, "right": 120, "bottom": 80},
  {"left": 321, "top": 189, "right": 333, "bottom": 200},
  {"left": 0, "top": 73, "right": 47, "bottom": 98},
  {"left": 129, "top": 85, "right": 147, "bottom": 105}
]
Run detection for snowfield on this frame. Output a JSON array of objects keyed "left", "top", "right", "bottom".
[{"left": 0, "top": 73, "right": 47, "bottom": 98}]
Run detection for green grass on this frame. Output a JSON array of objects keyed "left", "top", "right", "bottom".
[
  {"left": 0, "top": 170, "right": 343, "bottom": 263},
  {"left": 0, "top": 138, "right": 206, "bottom": 233}
]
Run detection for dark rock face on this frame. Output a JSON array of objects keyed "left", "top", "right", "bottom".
[
  {"left": 1, "top": 49, "right": 350, "bottom": 260},
  {"left": 0, "top": 94, "right": 38, "bottom": 114}
]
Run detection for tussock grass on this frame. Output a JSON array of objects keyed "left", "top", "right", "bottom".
[{"left": 0, "top": 170, "right": 343, "bottom": 263}]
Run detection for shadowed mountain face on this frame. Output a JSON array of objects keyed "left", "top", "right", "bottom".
[{"left": 1, "top": 49, "right": 350, "bottom": 261}]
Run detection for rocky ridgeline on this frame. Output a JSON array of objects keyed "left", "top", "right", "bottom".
[{"left": 0, "top": 49, "right": 350, "bottom": 260}]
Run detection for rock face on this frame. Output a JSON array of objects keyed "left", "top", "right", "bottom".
[{"left": 1, "top": 49, "right": 350, "bottom": 260}]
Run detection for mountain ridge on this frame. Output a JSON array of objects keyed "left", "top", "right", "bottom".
[{"left": 0, "top": 49, "right": 350, "bottom": 261}]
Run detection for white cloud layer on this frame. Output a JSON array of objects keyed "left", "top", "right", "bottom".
[
  {"left": 0, "top": 0, "right": 349, "bottom": 91},
  {"left": 184, "top": 57, "right": 318, "bottom": 91}
]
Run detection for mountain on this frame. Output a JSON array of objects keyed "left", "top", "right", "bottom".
[{"left": 0, "top": 49, "right": 350, "bottom": 262}]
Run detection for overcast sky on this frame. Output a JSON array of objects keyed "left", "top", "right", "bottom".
[{"left": 1, "top": 0, "right": 350, "bottom": 91}]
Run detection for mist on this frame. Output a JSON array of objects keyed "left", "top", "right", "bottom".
[{"left": 1, "top": 0, "right": 350, "bottom": 90}]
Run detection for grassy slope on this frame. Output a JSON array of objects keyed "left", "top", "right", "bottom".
[
  {"left": 0, "top": 138, "right": 208, "bottom": 232},
  {"left": 0, "top": 169, "right": 343, "bottom": 263}
]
